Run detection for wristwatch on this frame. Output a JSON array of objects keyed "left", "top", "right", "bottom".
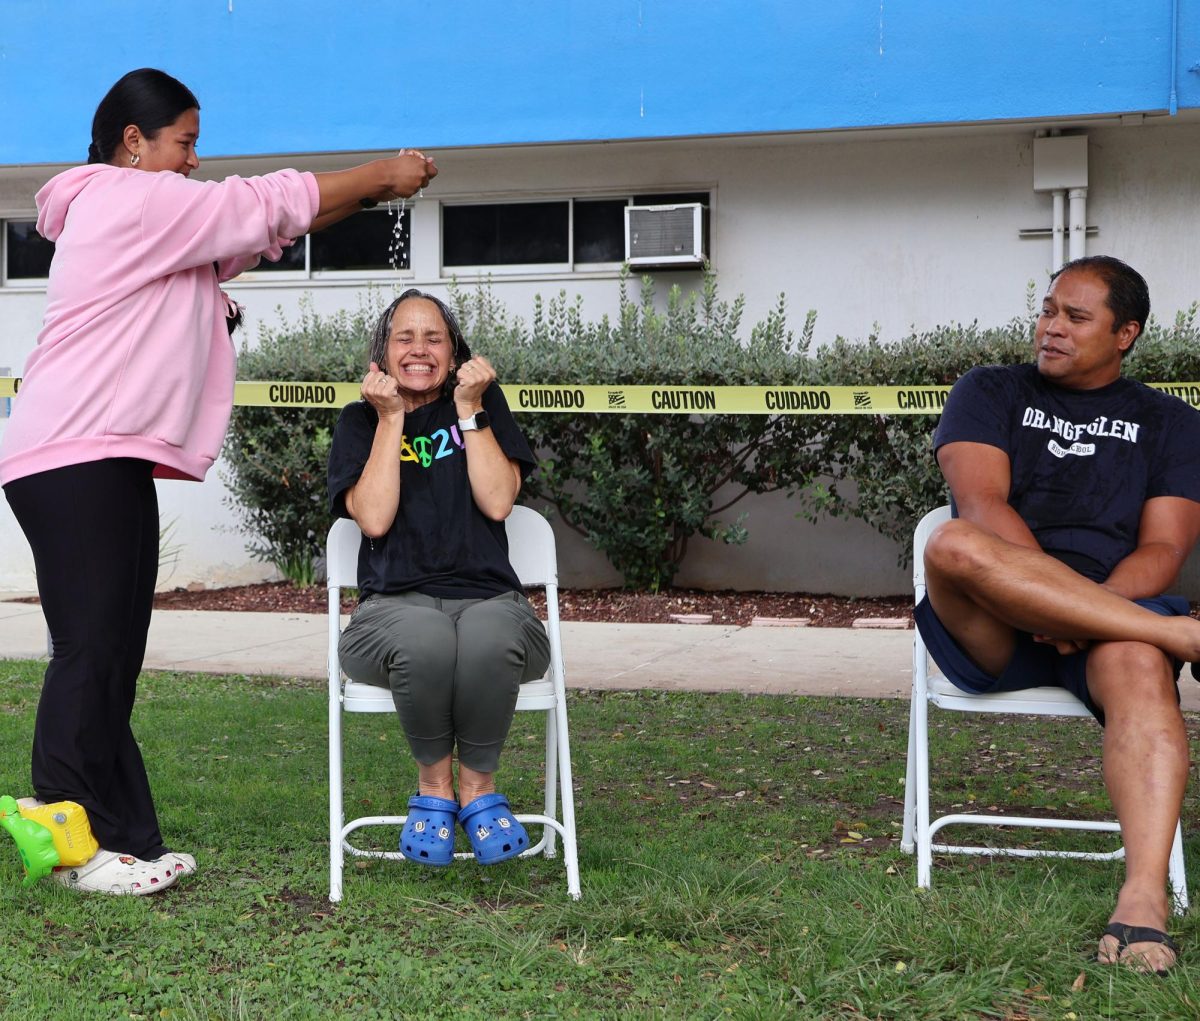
[{"left": 458, "top": 410, "right": 491, "bottom": 432}]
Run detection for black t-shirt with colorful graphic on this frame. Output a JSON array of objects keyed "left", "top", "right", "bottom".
[
  {"left": 934, "top": 364, "right": 1200, "bottom": 582},
  {"left": 327, "top": 383, "right": 536, "bottom": 599}
]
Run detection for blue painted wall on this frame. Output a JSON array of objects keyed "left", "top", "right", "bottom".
[{"left": 1, "top": 1, "right": 1193, "bottom": 164}]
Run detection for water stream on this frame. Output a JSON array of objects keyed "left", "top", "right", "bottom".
[{"left": 386, "top": 188, "right": 422, "bottom": 273}]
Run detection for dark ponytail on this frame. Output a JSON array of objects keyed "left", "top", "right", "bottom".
[{"left": 88, "top": 68, "right": 200, "bottom": 165}]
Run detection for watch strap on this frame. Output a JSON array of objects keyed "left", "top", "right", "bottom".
[{"left": 458, "top": 411, "right": 490, "bottom": 432}]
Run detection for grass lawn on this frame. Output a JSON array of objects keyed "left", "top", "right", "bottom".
[{"left": 1, "top": 660, "right": 1200, "bottom": 1020}]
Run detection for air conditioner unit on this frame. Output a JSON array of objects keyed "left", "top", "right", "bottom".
[{"left": 624, "top": 202, "right": 706, "bottom": 267}]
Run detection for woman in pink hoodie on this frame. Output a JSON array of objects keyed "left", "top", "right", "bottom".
[{"left": 0, "top": 68, "right": 436, "bottom": 895}]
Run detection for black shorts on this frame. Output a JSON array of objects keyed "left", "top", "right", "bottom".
[{"left": 913, "top": 593, "right": 1188, "bottom": 723}]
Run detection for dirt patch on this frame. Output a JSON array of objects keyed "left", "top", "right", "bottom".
[
  {"left": 155, "top": 584, "right": 913, "bottom": 627},
  {"left": 8, "top": 583, "right": 914, "bottom": 627},
  {"left": 16, "top": 579, "right": 1200, "bottom": 628}
]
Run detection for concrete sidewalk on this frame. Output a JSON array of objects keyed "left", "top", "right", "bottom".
[{"left": 3, "top": 599, "right": 1199, "bottom": 709}]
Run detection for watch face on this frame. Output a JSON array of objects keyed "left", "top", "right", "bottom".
[{"left": 474, "top": 410, "right": 490, "bottom": 430}]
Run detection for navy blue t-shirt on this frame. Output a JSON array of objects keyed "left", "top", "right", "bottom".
[
  {"left": 327, "top": 383, "right": 536, "bottom": 599},
  {"left": 934, "top": 364, "right": 1200, "bottom": 582}
]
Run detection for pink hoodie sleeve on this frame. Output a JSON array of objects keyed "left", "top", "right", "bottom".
[{"left": 137, "top": 169, "right": 320, "bottom": 277}]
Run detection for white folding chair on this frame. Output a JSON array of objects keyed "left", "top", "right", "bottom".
[
  {"left": 901, "top": 505, "right": 1188, "bottom": 913},
  {"left": 327, "top": 505, "right": 581, "bottom": 902}
]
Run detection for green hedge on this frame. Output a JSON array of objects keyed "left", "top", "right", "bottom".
[
  {"left": 222, "top": 295, "right": 384, "bottom": 585},
  {"left": 797, "top": 296, "right": 1200, "bottom": 559},
  {"left": 221, "top": 279, "right": 1200, "bottom": 587},
  {"left": 459, "top": 275, "right": 824, "bottom": 589}
]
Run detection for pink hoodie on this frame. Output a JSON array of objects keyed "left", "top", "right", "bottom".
[{"left": 0, "top": 164, "right": 319, "bottom": 485}]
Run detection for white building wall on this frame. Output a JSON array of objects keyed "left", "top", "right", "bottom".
[{"left": 3, "top": 117, "right": 1200, "bottom": 595}]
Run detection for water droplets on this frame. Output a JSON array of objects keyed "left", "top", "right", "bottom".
[{"left": 386, "top": 198, "right": 409, "bottom": 271}]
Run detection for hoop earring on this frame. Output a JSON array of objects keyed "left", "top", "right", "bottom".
[{"left": 130, "top": 152, "right": 140, "bottom": 167}]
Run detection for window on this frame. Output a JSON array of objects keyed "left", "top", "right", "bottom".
[
  {"left": 234, "top": 206, "right": 411, "bottom": 277},
  {"left": 442, "top": 192, "right": 709, "bottom": 272},
  {"left": 573, "top": 200, "right": 627, "bottom": 263},
  {"left": 444, "top": 202, "right": 568, "bottom": 267},
  {"left": 242, "top": 237, "right": 305, "bottom": 274},
  {"left": 314, "top": 205, "right": 410, "bottom": 272},
  {"left": 4, "top": 220, "right": 54, "bottom": 281}
]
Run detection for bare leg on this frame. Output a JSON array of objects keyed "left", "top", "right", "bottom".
[
  {"left": 924, "top": 520, "right": 1200, "bottom": 670},
  {"left": 928, "top": 520, "right": 1189, "bottom": 971},
  {"left": 417, "top": 757, "right": 495, "bottom": 806},
  {"left": 457, "top": 764, "right": 496, "bottom": 806},
  {"left": 1088, "top": 642, "right": 1186, "bottom": 973},
  {"left": 417, "top": 755, "right": 455, "bottom": 800}
]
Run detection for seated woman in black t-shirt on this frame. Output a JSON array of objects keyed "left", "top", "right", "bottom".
[{"left": 327, "top": 289, "right": 550, "bottom": 867}]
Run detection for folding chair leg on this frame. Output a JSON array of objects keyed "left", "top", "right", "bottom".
[
  {"left": 913, "top": 684, "right": 933, "bottom": 890},
  {"left": 553, "top": 695, "right": 581, "bottom": 900},
  {"left": 1170, "top": 821, "right": 1189, "bottom": 916},
  {"left": 329, "top": 690, "right": 345, "bottom": 904},
  {"left": 900, "top": 692, "right": 918, "bottom": 855},
  {"left": 542, "top": 711, "right": 559, "bottom": 859}
]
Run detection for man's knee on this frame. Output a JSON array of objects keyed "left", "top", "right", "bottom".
[
  {"left": 1087, "top": 641, "right": 1177, "bottom": 711},
  {"left": 923, "top": 519, "right": 993, "bottom": 581}
]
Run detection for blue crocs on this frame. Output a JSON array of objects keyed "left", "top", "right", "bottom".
[
  {"left": 399, "top": 794, "right": 458, "bottom": 867},
  {"left": 458, "top": 793, "right": 529, "bottom": 865}
]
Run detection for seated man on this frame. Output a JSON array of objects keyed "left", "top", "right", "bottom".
[{"left": 915, "top": 255, "right": 1200, "bottom": 973}]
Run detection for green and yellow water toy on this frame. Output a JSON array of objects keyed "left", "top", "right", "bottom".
[{"left": 0, "top": 795, "right": 98, "bottom": 885}]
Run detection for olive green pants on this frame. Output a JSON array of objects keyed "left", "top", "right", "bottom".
[{"left": 338, "top": 590, "right": 551, "bottom": 772}]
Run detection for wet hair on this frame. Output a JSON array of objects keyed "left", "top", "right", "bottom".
[
  {"left": 87, "top": 68, "right": 199, "bottom": 165},
  {"left": 1050, "top": 255, "right": 1150, "bottom": 356},
  {"left": 209, "top": 262, "right": 245, "bottom": 336},
  {"left": 368, "top": 289, "right": 471, "bottom": 400},
  {"left": 225, "top": 303, "right": 244, "bottom": 337}
]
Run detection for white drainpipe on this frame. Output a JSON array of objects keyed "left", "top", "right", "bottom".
[
  {"left": 1051, "top": 190, "right": 1066, "bottom": 270},
  {"left": 1068, "top": 187, "right": 1087, "bottom": 261}
]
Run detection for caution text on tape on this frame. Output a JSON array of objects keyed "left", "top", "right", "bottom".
[{"left": 3, "top": 378, "right": 1200, "bottom": 414}]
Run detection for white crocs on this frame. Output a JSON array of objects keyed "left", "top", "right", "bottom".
[
  {"left": 155, "top": 851, "right": 197, "bottom": 877},
  {"left": 52, "top": 849, "right": 179, "bottom": 895}
]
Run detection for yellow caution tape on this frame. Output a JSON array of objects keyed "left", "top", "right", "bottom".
[
  {"left": 504, "top": 384, "right": 951, "bottom": 414},
  {"left": 3, "top": 378, "right": 1200, "bottom": 414},
  {"left": 233, "top": 381, "right": 360, "bottom": 408}
]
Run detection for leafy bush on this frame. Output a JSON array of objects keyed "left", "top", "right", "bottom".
[
  {"left": 222, "top": 277, "right": 1200, "bottom": 589},
  {"left": 458, "top": 273, "right": 824, "bottom": 590},
  {"left": 797, "top": 309, "right": 1036, "bottom": 560},
  {"left": 1120, "top": 302, "right": 1200, "bottom": 379},
  {"left": 222, "top": 295, "right": 383, "bottom": 584},
  {"left": 797, "top": 295, "right": 1200, "bottom": 562}
]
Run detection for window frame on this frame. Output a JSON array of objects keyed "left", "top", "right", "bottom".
[
  {"left": 438, "top": 191, "right": 711, "bottom": 277},
  {"left": 310, "top": 203, "right": 415, "bottom": 280},
  {"left": 0, "top": 209, "right": 421, "bottom": 288},
  {"left": 1, "top": 188, "right": 713, "bottom": 289},
  {"left": 1, "top": 215, "right": 54, "bottom": 287},
  {"left": 232, "top": 206, "right": 415, "bottom": 283},
  {"left": 571, "top": 196, "right": 635, "bottom": 267},
  {"left": 440, "top": 197, "right": 575, "bottom": 276}
]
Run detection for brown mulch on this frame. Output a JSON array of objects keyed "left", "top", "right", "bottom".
[
  {"left": 21, "top": 576, "right": 1200, "bottom": 628},
  {"left": 19, "top": 580, "right": 1194, "bottom": 628},
  {"left": 128, "top": 582, "right": 912, "bottom": 627}
]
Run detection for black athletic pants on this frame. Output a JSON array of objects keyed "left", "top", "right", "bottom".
[{"left": 4, "top": 458, "right": 167, "bottom": 859}]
